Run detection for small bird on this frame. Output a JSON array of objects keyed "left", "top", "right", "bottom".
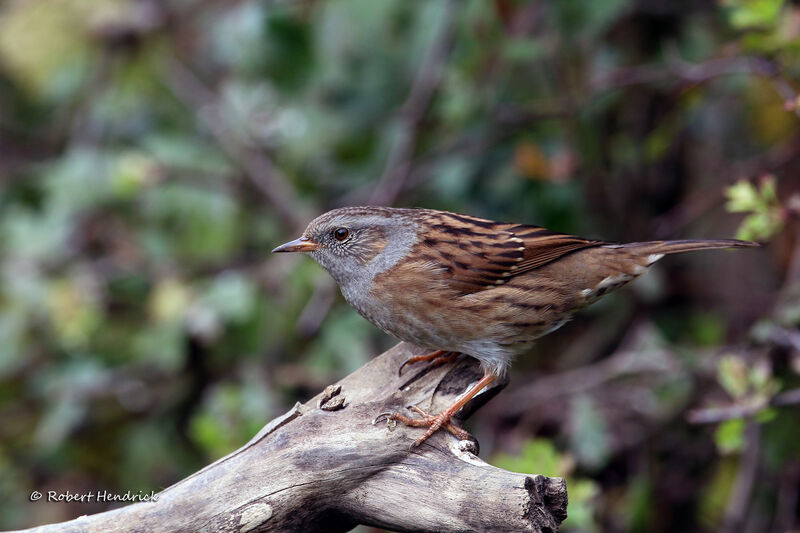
[{"left": 273, "top": 206, "right": 757, "bottom": 446}]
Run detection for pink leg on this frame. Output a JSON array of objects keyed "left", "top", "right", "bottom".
[{"left": 377, "top": 372, "right": 496, "bottom": 447}]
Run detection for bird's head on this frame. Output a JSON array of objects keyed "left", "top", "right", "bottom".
[{"left": 272, "top": 206, "right": 419, "bottom": 286}]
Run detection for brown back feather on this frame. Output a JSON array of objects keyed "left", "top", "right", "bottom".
[
  {"left": 417, "top": 211, "right": 605, "bottom": 293},
  {"left": 412, "top": 209, "right": 756, "bottom": 294}
]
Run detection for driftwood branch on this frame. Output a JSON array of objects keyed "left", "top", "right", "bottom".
[{"left": 20, "top": 342, "right": 567, "bottom": 533}]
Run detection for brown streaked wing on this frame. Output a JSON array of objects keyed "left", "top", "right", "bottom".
[
  {"left": 417, "top": 212, "right": 606, "bottom": 293},
  {"left": 510, "top": 225, "right": 606, "bottom": 271}
]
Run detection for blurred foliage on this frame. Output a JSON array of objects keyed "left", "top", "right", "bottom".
[
  {"left": 726, "top": 176, "right": 784, "bottom": 241},
  {"left": 0, "top": 0, "right": 799, "bottom": 531}
]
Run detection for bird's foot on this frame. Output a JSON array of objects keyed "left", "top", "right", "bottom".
[
  {"left": 373, "top": 405, "right": 472, "bottom": 447},
  {"left": 398, "top": 350, "right": 460, "bottom": 376},
  {"left": 376, "top": 371, "right": 496, "bottom": 448}
]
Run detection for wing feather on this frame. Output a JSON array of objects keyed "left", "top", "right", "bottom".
[{"left": 417, "top": 212, "right": 605, "bottom": 293}]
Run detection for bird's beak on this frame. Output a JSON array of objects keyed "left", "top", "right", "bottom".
[{"left": 272, "top": 236, "right": 319, "bottom": 253}]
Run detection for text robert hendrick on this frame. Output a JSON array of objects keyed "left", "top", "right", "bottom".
[{"left": 30, "top": 490, "right": 159, "bottom": 503}]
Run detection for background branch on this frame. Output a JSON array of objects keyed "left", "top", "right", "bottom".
[
  {"left": 368, "top": 0, "right": 458, "bottom": 206},
  {"left": 163, "top": 55, "right": 309, "bottom": 230},
  {"left": 687, "top": 387, "right": 800, "bottom": 424}
]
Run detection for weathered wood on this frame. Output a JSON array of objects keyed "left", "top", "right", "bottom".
[{"left": 17, "top": 342, "right": 568, "bottom": 533}]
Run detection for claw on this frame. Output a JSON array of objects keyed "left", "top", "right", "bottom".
[
  {"left": 373, "top": 412, "right": 398, "bottom": 431},
  {"left": 372, "top": 412, "right": 393, "bottom": 425},
  {"left": 398, "top": 350, "right": 459, "bottom": 376},
  {"left": 397, "top": 359, "right": 412, "bottom": 376}
]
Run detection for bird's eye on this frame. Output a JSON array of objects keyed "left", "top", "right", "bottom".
[{"left": 333, "top": 228, "right": 349, "bottom": 241}]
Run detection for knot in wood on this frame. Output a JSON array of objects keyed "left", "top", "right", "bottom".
[{"left": 318, "top": 384, "right": 346, "bottom": 411}]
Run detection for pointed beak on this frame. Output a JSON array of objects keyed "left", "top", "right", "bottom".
[{"left": 272, "top": 236, "right": 319, "bottom": 253}]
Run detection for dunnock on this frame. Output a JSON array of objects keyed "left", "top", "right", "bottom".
[{"left": 273, "top": 206, "right": 757, "bottom": 446}]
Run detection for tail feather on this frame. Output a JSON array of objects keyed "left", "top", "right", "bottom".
[
  {"left": 605, "top": 239, "right": 759, "bottom": 260},
  {"left": 573, "top": 238, "right": 757, "bottom": 304}
]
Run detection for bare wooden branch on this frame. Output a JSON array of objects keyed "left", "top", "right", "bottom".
[{"left": 20, "top": 343, "right": 567, "bottom": 533}]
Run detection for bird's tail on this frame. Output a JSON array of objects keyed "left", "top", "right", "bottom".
[{"left": 605, "top": 239, "right": 759, "bottom": 263}]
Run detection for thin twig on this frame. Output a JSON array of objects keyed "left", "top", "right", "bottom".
[
  {"left": 487, "top": 346, "right": 680, "bottom": 419},
  {"left": 722, "top": 423, "right": 761, "bottom": 532},
  {"left": 591, "top": 52, "right": 800, "bottom": 117},
  {"left": 295, "top": 277, "right": 337, "bottom": 337},
  {"left": 378, "top": 51, "right": 798, "bottom": 207},
  {"left": 771, "top": 462, "right": 800, "bottom": 533},
  {"left": 687, "top": 387, "right": 800, "bottom": 424},
  {"left": 653, "top": 132, "right": 800, "bottom": 238},
  {"left": 162, "top": 55, "right": 308, "bottom": 230},
  {"left": 368, "top": 0, "right": 458, "bottom": 206}
]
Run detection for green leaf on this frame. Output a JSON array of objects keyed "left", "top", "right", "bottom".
[
  {"left": 141, "top": 183, "right": 241, "bottom": 263},
  {"left": 262, "top": 10, "right": 314, "bottom": 91},
  {"left": 717, "top": 355, "right": 749, "bottom": 399},
  {"left": 715, "top": 418, "right": 746, "bottom": 454},
  {"left": 148, "top": 278, "right": 193, "bottom": 324},
  {"left": 1, "top": 207, "right": 70, "bottom": 262},
  {"left": 626, "top": 476, "right": 654, "bottom": 531},
  {"left": 689, "top": 312, "right": 726, "bottom": 346},
  {"left": 189, "top": 382, "right": 270, "bottom": 457},
  {"left": 132, "top": 324, "right": 185, "bottom": 372},
  {"left": 725, "top": 177, "right": 784, "bottom": 241},
  {"left": 724, "top": 0, "right": 784, "bottom": 29},
  {"left": 760, "top": 175, "right": 778, "bottom": 203},
  {"left": 199, "top": 273, "right": 257, "bottom": 324},
  {"left": 755, "top": 407, "right": 777, "bottom": 423},
  {"left": 46, "top": 275, "right": 102, "bottom": 350},
  {"left": 565, "top": 478, "right": 600, "bottom": 531},
  {"left": 0, "top": 0, "right": 93, "bottom": 100},
  {"left": 748, "top": 359, "right": 772, "bottom": 392},
  {"left": 699, "top": 458, "right": 737, "bottom": 527},
  {"left": 492, "top": 439, "right": 563, "bottom": 477},
  {"left": 110, "top": 151, "right": 161, "bottom": 199},
  {"left": 725, "top": 180, "right": 760, "bottom": 213}
]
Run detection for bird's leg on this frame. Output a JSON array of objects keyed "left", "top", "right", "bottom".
[
  {"left": 378, "top": 371, "right": 496, "bottom": 447},
  {"left": 398, "top": 350, "right": 460, "bottom": 376}
]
